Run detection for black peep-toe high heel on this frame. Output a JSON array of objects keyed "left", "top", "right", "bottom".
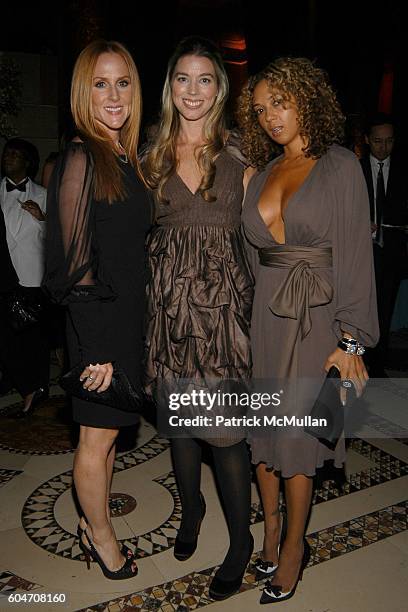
[
  {"left": 77, "top": 525, "right": 133, "bottom": 559},
  {"left": 79, "top": 529, "right": 138, "bottom": 580}
]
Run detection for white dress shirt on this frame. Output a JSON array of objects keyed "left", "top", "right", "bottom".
[{"left": 0, "top": 177, "right": 47, "bottom": 287}]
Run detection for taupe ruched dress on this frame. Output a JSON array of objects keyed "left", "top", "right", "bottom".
[
  {"left": 144, "top": 149, "right": 253, "bottom": 441},
  {"left": 242, "top": 145, "right": 379, "bottom": 477}
]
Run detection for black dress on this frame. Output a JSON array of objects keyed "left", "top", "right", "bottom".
[{"left": 43, "top": 142, "right": 152, "bottom": 427}]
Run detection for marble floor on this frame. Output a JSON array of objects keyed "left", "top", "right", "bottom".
[{"left": 1, "top": 342, "right": 408, "bottom": 611}]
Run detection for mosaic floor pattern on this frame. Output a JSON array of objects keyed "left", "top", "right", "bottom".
[
  {"left": 19, "top": 437, "right": 408, "bottom": 565},
  {"left": 77, "top": 499, "right": 408, "bottom": 612},
  {"left": 0, "top": 469, "right": 23, "bottom": 489},
  {"left": 1, "top": 372, "right": 408, "bottom": 611}
]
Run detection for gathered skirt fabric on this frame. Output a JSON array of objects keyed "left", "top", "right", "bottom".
[{"left": 144, "top": 224, "right": 253, "bottom": 444}]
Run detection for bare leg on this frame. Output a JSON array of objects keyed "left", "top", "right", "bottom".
[
  {"left": 106, "top": 443, "right": 115, "bottom": 523},
  {"left": 79, "top": 442, "right": 116, "bottom": 531},
  {"left": 256, "top": 464, "right": 281, "bottom": 564},
  {"left": 271, "top": 474, "right": 312, "bottom": 591},
  {"left": 73, "top": 425, "right": 133, "bottom": 571}
]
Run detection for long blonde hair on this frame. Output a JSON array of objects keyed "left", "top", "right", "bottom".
[
  {"left": 143, "top": 36, "right": 229, "bottom": 203},
  {"left": 71, "top": 39, "right": 144, "bottom": 203}
]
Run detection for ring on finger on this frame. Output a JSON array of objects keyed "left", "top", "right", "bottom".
[
  {"left": 341, "top": 379, "right": 353, "bottom": 389},
  {"left": 87, "top": 375, "right": 94, "bottom": 381}
]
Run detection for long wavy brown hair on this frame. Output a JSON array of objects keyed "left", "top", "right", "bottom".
[
  {"left": 71, "top": 39, "right": 145, "bottom": 203},
  {"left": 143, "top": 36, "right": 229, "bottom": 203},
  {"left": 236, "top": 57, "right": 345, "bottom": 168}
]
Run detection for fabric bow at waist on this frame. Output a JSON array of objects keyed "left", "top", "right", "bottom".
[{"left": 259, "top": 245, "right": 333, "bottom": 339}]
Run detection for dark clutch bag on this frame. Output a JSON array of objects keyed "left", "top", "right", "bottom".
[
  {"left": 59, "top": 363, "right": 143, "bottom": 413},
  {"left": 6, "top": 290, "right": 44, "bottom": 332},
  {"left": 304, "top": 366, "right": 344, "bottom": 450}
]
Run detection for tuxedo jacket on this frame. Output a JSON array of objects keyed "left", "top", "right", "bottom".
[
  {"left": 360, "top": 155, "right": 408, "bottom": 227},
  {"left": 0, "top": 177, "right": 47, "bottom": 287},
  {"left": 360, "top": 155, "right": 408, "bottom": 257}
]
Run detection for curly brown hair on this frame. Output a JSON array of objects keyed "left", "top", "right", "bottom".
[{"left": 236, "top": 57, "right": 345, "bottom": 168}]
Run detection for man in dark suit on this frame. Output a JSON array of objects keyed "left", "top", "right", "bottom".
[{"left": 360, "top": 114, "right": 408, "bottom": 376}]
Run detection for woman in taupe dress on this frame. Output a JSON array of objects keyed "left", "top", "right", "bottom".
[
  {"left": 143, "top": 36, "right": 254, "bottom": 601},
  {"left": 237, "top": 58, "right": 379, "bottom": 604}
]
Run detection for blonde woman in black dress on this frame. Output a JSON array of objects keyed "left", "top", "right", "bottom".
[{"left": 44, "top": 40, "right": 151, "bottom": 580}]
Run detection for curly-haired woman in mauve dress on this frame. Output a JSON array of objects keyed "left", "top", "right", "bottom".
[{"left": 237, "top": 57, "right": 378, "bottom": 604}]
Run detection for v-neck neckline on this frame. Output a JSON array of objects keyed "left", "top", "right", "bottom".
[
  {"left": 255, "top": 154, "right": 321, "bottom": 245},
  {"left": 175, "top": 172, "right": 199, "bottom": 197},
  {"left": 174, "top": 149, "right": 226, "bottom": 197}
]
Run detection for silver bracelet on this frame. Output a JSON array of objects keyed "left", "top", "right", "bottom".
[{"left": 337, "top": 337, "right": 365, "bottom": 356}]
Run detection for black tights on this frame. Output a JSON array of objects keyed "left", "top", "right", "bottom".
[{"left": 171, "top": 437, "right": 252, "bottom": 579}]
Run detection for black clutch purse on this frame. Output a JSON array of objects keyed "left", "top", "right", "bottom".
[
  {"left": 59, "top": 363, "right": 143, "bottom": 413},
  {"left": 304, "top": 366, "right": 344, "bottom": 450}
]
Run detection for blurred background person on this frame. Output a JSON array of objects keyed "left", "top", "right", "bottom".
[
  {"left": 361, "top": 113, "right": 408, "bottom": 376},
  {"left": 0, "top": 138, "right": 49, "bottom": 417}
]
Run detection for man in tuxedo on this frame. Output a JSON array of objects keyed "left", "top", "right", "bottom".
[
  {"left": 0, "top": 138, "right": 50, "bottom": 416},
  {"left": 361, "top": 114, "right": 408, "bottom": 376}
]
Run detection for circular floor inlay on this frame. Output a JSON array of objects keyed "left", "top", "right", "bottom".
[
  {"left": 21, "top": 435, "right": 178, "bottom": 561},
  {"left": 109, "top": 493, "right": 137, "bottom": 517}
]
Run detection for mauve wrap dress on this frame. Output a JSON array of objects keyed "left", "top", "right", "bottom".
[{"left": 241, "top": 145, "right": 379, "bottom": 476}]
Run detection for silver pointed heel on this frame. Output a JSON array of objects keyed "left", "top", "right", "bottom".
[{"left": 260, "top": 538, "right": 310, "bottom": 604}]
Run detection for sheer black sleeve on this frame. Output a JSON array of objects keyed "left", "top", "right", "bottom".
[
  {"left": 43, "top": 142, "right": 115, "bottom": 302},
  {"left": 43, "top": 142, "right": 117, "bottom": 364}
]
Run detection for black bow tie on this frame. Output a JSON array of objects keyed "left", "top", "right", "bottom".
[{"left": 6, "top": 178, "right": 28, "bottom": 192}]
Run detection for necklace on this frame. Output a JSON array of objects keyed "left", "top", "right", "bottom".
[{"left": 117, "top": 142, "right": 128, "bottom": 164}]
